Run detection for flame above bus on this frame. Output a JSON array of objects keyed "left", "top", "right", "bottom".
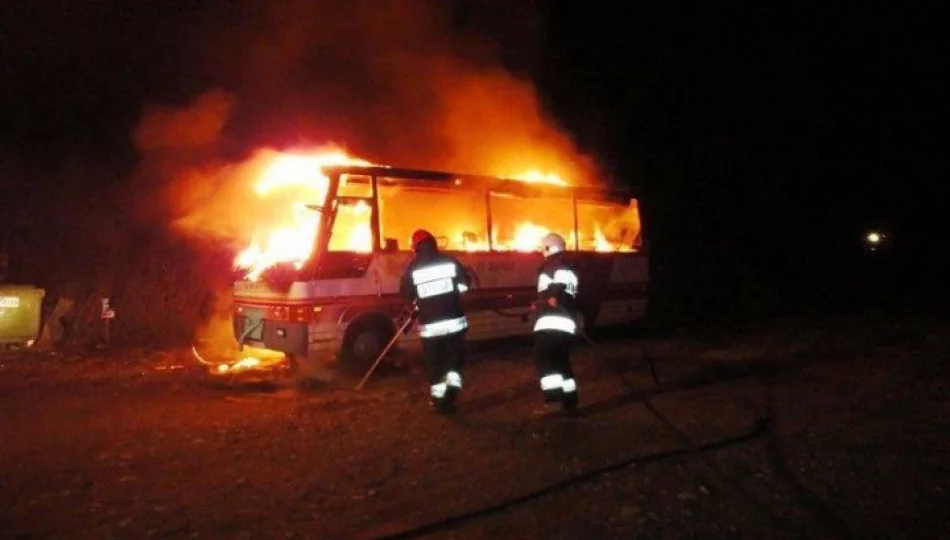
[
  {"left": 234, "top": 151, "right": 636, "bottom": 282},
  {"left": 234, "top": 151, "right": 374, "bottom": 281}
]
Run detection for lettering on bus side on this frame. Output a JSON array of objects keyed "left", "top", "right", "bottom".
[{"left": 469, "top": 261, "right": 515, "bottom": 276}]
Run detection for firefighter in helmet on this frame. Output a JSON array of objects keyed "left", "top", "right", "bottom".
[
  {"left": 532, "top": 232, "right": 580, "bottom": 412},
  {"left": 399, "top": 229, "right": 471, "bottom": 414}
]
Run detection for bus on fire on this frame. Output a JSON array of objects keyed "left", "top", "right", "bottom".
[{"left": 230, "top": 165, "right": 648, "bottom": 380}]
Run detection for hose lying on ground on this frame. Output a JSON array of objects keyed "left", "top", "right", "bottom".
[
  {"left": 361, "top": 419, "right": 768, "bottom": 540},
  {"left": 359, "top": 334, "right": 776, "bottom": 540}
]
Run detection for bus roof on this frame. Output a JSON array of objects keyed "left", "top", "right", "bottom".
[{"left": 321, "top": 165, "right": 636, "bottom": 205}]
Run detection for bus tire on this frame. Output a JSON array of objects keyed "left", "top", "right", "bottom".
[{"left": 341, "top": 316, "right": 396, "bottom": 376}]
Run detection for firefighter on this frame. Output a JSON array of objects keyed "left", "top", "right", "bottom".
[
  {"left": 532, "top": 232, "right": 580, "bottom": 412},
  {"left": 399, "top": 229, "right": 471, "bottom": 414}
]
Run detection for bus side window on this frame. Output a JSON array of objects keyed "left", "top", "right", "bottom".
[
  {"left": 377, "top": 180, "right": 488, "bottom": 252},
  {"left": 575, "top": 199, "right": 641, "bottom": 253}
]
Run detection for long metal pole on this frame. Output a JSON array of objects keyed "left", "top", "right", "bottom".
[
  {"left": 572, "top": 194, "right": 580, "bottom": 251},
  {"left": 356, "top": 314, "right": 415, "bottom": 391},
  {"left": 485, "top": 190, "right": 494, "bottom": 251}
]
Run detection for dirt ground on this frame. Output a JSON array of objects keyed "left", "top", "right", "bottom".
[{"left": 1, "top": 312, "right": 948, "bottom": 540}]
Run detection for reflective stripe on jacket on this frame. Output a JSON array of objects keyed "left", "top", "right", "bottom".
[{"left": 419, "top": 315, "right": 468, "bottom": 338}]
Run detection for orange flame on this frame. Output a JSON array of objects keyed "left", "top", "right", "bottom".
[
  {"left": 234, "top": 150, "right": 374, "bottom": 281},
  {"left": 509, "top": 222, "right": 554, "bottom": 252},
  {"left": 234, "top": 152, "right": 638, "bottom": 282},
  {"left": 512, "top": 170, "right": 568, "bottom": 186}
]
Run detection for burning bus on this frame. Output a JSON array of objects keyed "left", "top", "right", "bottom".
[{"left": 229, "top": 163, "right": 648, "bottom": 380}]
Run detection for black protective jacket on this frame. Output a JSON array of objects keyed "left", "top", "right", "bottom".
[
  {"left": 399, "top": 243, "right": 470, "bottom": 338},
  {"left": 533, "top": 252, "right": 579, "bottom": 334}
]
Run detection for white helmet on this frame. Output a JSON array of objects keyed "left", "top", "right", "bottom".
[{"left": 539, "top": 233, "right": 566, "bottom": 256}]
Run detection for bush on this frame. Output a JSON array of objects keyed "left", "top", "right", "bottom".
[{"left": 3, "top": 167, "right": 234, "bottom": 348}]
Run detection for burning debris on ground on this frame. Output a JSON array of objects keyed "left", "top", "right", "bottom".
[{"left": 191, "top": 343, "right": 291, "bottom": 379}]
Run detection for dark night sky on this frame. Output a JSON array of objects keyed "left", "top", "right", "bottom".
[{"left": 1, "top": 1, "right": 946, "bottom": 305}]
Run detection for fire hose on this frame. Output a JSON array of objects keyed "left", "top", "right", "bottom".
[
  {"left": 347, "top": 280, "right": 823, "bottom": 536},
  {"left": 360, "top": 331, "right": 787, "bottom": 540},
  {"left": 465, "top": 269, "right": 530, "bottom": 320},
  {"left": 595, "top": 336, "right": 789, "bottom": 532},
  {"left": 351, "top": 281, "right": 788, "bottom": 534}
]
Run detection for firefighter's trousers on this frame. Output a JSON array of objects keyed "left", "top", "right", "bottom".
[
  {"left": 421, "top": 329, "right": 467, "bottom": 399},
  {"left": 532, "top": 329, "right": 577, "bottom": 405}
]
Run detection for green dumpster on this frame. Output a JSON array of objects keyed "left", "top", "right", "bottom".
[{"left": 0, "top": 284, "right": 45, "bottom": 347}]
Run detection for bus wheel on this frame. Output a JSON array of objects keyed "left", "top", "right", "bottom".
[{"left": 342, "top": 318, "right": 395, "bottom": 376}]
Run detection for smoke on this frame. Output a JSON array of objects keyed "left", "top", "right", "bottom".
[
  {"left": 134, "top": 91, "right": 235, "bottom": 152},
  {"left": 130, "top": 0, "right": 602, "bottom": 348}
]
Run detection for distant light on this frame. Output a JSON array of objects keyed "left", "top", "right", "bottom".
[{"left": 866, "top": 232, "right": 881, "bottom": 245}]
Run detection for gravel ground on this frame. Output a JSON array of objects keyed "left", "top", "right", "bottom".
[{"left": 1, "top": 312, "right": 947, "bottom": 539}]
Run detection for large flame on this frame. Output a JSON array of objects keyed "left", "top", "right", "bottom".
[
  {"left": 513, "top": 170, "right": 568, "bottom": 186},
  {"left": 234, "top": 151, "right": 374, "bottom": 281},
  {"left": 234, "top": 151, "right": 639, "bottom": 282}
]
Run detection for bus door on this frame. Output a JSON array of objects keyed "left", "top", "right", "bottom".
[{"left": 310, "top": 173, "right": 378, "bottom": 280}]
